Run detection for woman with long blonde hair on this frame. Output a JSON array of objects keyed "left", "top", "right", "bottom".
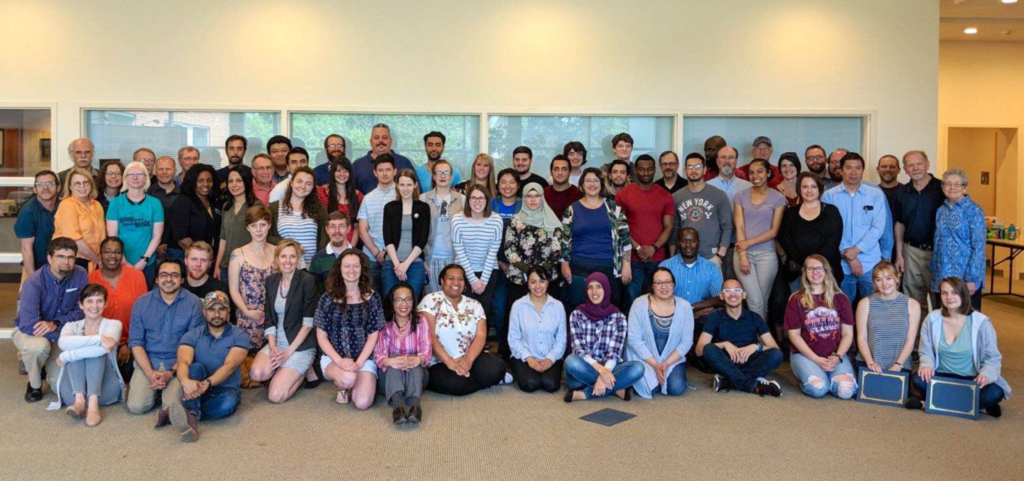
[
  {"left": 454, "top": 153, "right": 497, "bottom": 198},
  {"left": 783, "top": 254, "right": 858, "bottom": 400}
]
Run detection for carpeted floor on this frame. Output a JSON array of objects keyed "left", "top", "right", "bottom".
[{"left": 2, "top": 296, "right": 1023, "bottom": 481}]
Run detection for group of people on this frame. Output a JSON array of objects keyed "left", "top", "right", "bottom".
[{"left": 12, "top": 129, "right": 1011, "bottom": 442}]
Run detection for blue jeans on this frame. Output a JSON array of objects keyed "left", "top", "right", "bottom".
[
  {"left": 181, "top": 364, "right": 241, "bottom": 421},
  {"left": 492, "top": 274, "right": 508, "bottom": 340},
  {"left": 564, "top": 355, "right": 645, "bottom": 399},
  {"left": 658, "top": 363, "right": 689, "bottom": 396},
  {"left": 790, "top": 353, "right": 858, "bottom": 399},
  {"left": 143, "top": 262, "right": 158, "bottom": 290},
  {"left": 626, "top": 260, "right": 660, "bottom": 308},
  {"left": 912, "top": 371, "right": 1005, "bottom": 412},
  {"left": 382, "top": 258, "right": 425, "bottom": 302},
  {"left": 840, "top": 270, "right": 874, "bottom": 306},
  {"left": 367, "top": 258, "right": 384, "bottom": 294},
  {"left": 702, "top": 345, "right": 784, "bottom": 393}
]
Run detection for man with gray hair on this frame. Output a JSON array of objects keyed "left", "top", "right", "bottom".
[
  {"left": 174, "top": 146, "right": 200, "bottom": 185},
  {"left": 58, "top": 138, "right": 99, "bottom": 187},
  {"left": 351, "top": 123, "right": 414, "bottom": 195},
  {"left": 893, "top": 150, "right": 945, "bottom": 319}
]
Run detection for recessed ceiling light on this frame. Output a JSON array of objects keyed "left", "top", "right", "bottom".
[
  {"left": 1002, "top": 0, "right": 1017, "bottom": 5},
  {"left": 964, "top": 27, "right": 978, "bottom": 34}
]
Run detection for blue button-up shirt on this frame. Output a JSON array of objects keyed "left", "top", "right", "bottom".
[
  {"left": 14, "top": 196, "right": 56, "bottom": 270},
  {"left": 707, "top": 176, "right": 752, "bottom": 204},
  {"left": 128, "top": 289, "right": 205, "bottom": 369},
  {"left": 179, "top": 323, "right": 251, "bottom": 390},
  {"left": 352, "top": 150, "right": 415, "bottom": 195},
  {"left": 659, "top": 255, "right": 723, "bottom": 305},
  {"left": 15, "top": 265, "right": 88, "bottom": 342},
  {"left": 929, "top": 195, "right": 987, "bottom": 292},
  {"left": 508, "top": 295, "right": 567, "bottom": 363},
  {"left": 822, "top": 183, "right": 888, "bottom": 275}
]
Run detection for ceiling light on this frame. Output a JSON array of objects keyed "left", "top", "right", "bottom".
[
  {"left": 964, "top": 27, "right": 978, "bottom": 34},
  {"left": 1002, "top": 0, "right": 1017, "bottom": 5}
]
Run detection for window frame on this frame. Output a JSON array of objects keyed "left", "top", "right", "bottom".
[{"left": 0, "top": 102, "right": 58, "bottom": 187}]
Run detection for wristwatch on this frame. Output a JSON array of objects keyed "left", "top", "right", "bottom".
[{"left": 141, "top": 255, "right": 150, "bottom": 262}]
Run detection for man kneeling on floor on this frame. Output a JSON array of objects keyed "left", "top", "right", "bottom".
[
  {"left": 695, "top": 279, "right": 784, "bottom": 397},
  {"left": 157, "top": 291, "right": 249, "bottom": 442}
]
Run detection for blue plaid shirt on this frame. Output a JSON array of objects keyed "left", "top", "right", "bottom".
[
  {"left": 929, "top": 195, "right": 987, "bottom": 291},
  {"left": 569, "top": 310, "right": 628, "bottom": 369}
]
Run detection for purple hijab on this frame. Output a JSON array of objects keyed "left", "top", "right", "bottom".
[{"left": 578, "top": 272, "right": 620, "bottom": 320}]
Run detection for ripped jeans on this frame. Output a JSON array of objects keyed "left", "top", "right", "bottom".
[{"left": 790, "top": 353, "right": 858, "bottom": 399}]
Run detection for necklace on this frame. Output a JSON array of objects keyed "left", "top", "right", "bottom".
[
  {"left": 875, "top": 292, "right": 901, "bottom": 308},
  {"left": 279, "top": 279, "right": 291, "bottom": 299}
]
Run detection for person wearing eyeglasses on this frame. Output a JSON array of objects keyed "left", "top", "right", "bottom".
[
  {"left": 930, "top": 169, "right": 987, "bottom": 311},
  {"left": 15, "top": 170, "right": 60, "bottom": 280},
  {"left": 891, "top": 151, "right": 944, "bottom": 323},
  {"left": 54, "top": 167, "right": 107, "bottom": 270},
  {"left": 352, "top": 124, "right": 415, "bottom": 195},
  {"left": 126, "top": 259, "right": 205, "bottom": 415},
  {"left": 626, "top": 267, "right": 695, "bottom": 398},
  {"left": 374, "top": 282, "right": 431, "bottom": 424},
  {"left": 415, "top": 131, "right": 462, "bottom": 193},
  {"left": 88, "top": 237, "right": 148, "bottom": 381},
  {"left": 106, "top": 161, "right": 165, "bottom": 286},
  {"left": 803, "top": 145, "right": 837, "bottom": 192},
  {"left": 654, "top": 151, "right": 687, "bottom": 195},
  {"left": 250, "top": 154, "right": 277, "bottom": 206},
  {"left": 313, "top": 134, "right": 346, "bottom": 186},
  {"left": 696, "top": 279, "right": 784, "bottom": 397},
  {"left": 421, "top": 159, "right": 464, "bottom": 295},
  {"left": 670, "top": 153, "right": 732, "bottom": 271}
]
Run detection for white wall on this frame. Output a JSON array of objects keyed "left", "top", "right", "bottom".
[{"left": 0, "top": 0, "right": 938, "bottom": 172}]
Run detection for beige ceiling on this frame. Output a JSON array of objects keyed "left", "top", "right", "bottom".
[{"left": 941, "top": 0, "right": 1024, "bottom": 41}]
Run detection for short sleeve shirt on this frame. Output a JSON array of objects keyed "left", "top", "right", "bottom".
[
  {"left": 106, "top": 194, "right": 165, "bottom": 265},
  {"left": 615, "top": 184, "right": 675, "bottom": 262},
  {"left": 179, "top": 323, "right": 251, "bottom": 390},
  {"left": 702, "top": 308, "right": 769, "bottom": 348},
  {"left": 314, "top": 292, "right": 386, "bottom": 359},
  {"left": 783, "top": 293, "right": 854, "bottom": 357},
  {"left": 14, "top": 197, "right": 55, "bottom": 268},
  {"left": 417, "top": 291, "right": 485, "bottom": 365},
  {"left": 734, "top": 188, "right": 786, "bottom": 252}
]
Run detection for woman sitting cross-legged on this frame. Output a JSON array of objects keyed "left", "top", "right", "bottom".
[
  {"left": 906, "top": 276, "right": 1011, "bottom": 418},
  {"left": 55, "top": 284, "right": 126, "bottom": 427},
  {"left": 626, "top": 267, "right": 695, "bottom": 399},
  {"left": 564, "top": 272, "right": 644, "bottom": 402},
  {"left": 507, "top": 266, "right": 567, "bottom": 394},
  {"left": 315, "top": 249, "right": 385, "bottom": 409},
  {"left": 419, "top": 263, "right": 507, "bottom": 396},
  {"left": 373, "top": 282, "right": 431, "bottom": 425},
  {"left": 248, "top": 240, "right": 319, "bottom": 404},
  {"left": 783, "top": 254, "right": 858, "bottom": 399}
]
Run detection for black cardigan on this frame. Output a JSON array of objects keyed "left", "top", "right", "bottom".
[
  {"left": 777, "top": 203, "right": 845, "bottom": 284},
  {"left": 382, "top": 200, "right": 430, "bottom": 261},
  {"left": 263, "top": 270, "right": 320, "bottom": 352}
]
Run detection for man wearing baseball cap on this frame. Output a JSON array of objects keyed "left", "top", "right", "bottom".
[
  {"left": 159, "top": 291, "right": 250, "bottom": 442},
  {"left": 736, "top": 136, "right": 783, "bottom": 188}
]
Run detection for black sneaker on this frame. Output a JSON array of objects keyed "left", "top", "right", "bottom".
[
  {"left": 753, "top": 380, "right": 781, "bottom": 397},
  {"left": 986, "top": 404, "right": 1002, "bottom": 418},
  {"left": 712, "top": 374, "right": 733, "bottom": 393},
  {"left": 24, "top": 383, "right": 43, "bottom": 403},
  {"left": 905, "top": 396, "right": 923, "bottom": 410}
]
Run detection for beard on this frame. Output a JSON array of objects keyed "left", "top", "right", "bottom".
[
  {"left": 229, "top": 155, "right": 243, "bottom": 165},
  {"left": 427, "top": 153, "right": 442, "bottom": 162},
  {"left": 719, "top": 165, "right": 734, "bottom": 177},
  {"left": 206, "top": 315, "right": 227, "bottom": 328},
  {"left": 808, "top": 163, "right": 825, "bottom": 174},
  {"left": 328, "top": 151, "right": 344, "bottom": 162}
]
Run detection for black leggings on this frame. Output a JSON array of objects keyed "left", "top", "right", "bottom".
[
  {"left": 426, "top": 352, "right": 506, "bottom": 396},
  {"left": 510, "top": 358, "right": 563, "bottom": 393}
]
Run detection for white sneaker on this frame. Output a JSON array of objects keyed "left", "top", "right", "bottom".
[{"left": 502, "top": 372, "right": 513, "bottom": 385}]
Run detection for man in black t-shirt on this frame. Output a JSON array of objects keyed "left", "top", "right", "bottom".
[
  {"left": 695, "top": 279, "right": 783, "bottom": 397},
  {"left": 182, "top": 242, "right": 231, "bottom": 320},
  {"left": 512, "top": 146, "right": 548, "bottom": 196}
]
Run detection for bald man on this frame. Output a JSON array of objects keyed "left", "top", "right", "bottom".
[{"left": 58, "top": 138, "right": 99, "bottom": 187}]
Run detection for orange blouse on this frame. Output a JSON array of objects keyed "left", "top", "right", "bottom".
[
  {"left": 53, "top": 197, "right": 107, "bottom": 261},
  {"left": 88, "top": 267, "right": 149, "bottom": 345}
]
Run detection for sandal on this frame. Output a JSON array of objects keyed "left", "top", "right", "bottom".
[{"left": 335, "top": 389, "right": 350, "bottom": 404}]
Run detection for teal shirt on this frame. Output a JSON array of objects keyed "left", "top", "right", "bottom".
[
  {"left": 106, "top": 194, "right": 165, "bottom": 266},
  {"left": 937, "top": 317, "right": 977, "bottom": 377}
]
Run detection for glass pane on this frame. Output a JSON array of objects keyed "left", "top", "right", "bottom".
[
  {"left": 290, "top": 113, "right": 480, "bottom": 177},
  {"left": 0, "top": 108, "right": 52, "bottom": 177},
  {"left": 487, "top": 115, "right": 674, "bottom": 176},
  {"left": 85, "top": 110, "right": 281, "bottom": 168},
  {"left": 682, "top": 116, "right": 864, "bottom": 166}
]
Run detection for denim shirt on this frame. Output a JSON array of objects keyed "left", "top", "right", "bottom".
[
  {"left": 822, "top": 183, "right": 888, "bottom": 275},
  {"left": 15, "top": 266, "right": 88, "bottom": 342},
  {"left": 128, "top": 289, "right": 205, "bottom": 369}
]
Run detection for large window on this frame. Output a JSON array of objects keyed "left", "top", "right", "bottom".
[
  {"left": 290, "top": 113, "right": 480, "bottom": 177},
  {"left": 0, "top": 108, "right": 52, "bottom": 178},
  {"left": 487, "top": 115, "right": 674, "bottom": 176},
  {"left": 682, "top": 116, "right": 864, "bottom": 166},
  {"left": 85, "top": 110, "right": 281, "bottom": 168}
]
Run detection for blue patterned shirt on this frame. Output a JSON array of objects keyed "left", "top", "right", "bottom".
[
  {"left": 659, "top": 255, "right": 723, "bottom": 304},
  {"left": 929, "top": 195, "right": 987, "bottom": 291}
]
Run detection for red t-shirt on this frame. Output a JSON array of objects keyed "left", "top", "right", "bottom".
[
  {"left": 544, "top": 185, "right": 583, "bottom": 220},
  {"left": 614, "top": 184, "right": 675, "bottom": 262},
  {"left": 783, "top": 292, "right": 854, "bottom": 357}
]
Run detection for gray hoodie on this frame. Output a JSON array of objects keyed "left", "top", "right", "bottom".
[{"left": 918, "top": 310, "right": 1011, "bottom": 399}]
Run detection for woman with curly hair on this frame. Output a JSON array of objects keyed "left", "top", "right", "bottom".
[
  {"left": 168, "top": 164, "right": 221, "bottom": 262},
  {"left": 268, "top": 166, "right": 327, "bottom": 265}
]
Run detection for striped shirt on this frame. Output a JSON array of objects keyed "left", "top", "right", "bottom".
[
  {"left": 862, "top": 293, "right": 910, "bottom": 369},
  {"left": 372, "top": 316, "right": 432, "bottom": 372},
  {"left": 276, "top": 207, "right": 318, "bottom": 264},
  {"left": 357, "top": 183, "right": 396, "bottom": 259},
  {"left": 451, "top": 213, "right": 504, "bottom": 285}
]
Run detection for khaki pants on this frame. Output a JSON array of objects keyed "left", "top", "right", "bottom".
[
  {"left": 12, "top": 329, "right": 60, "bottom": 390},
  {"left": 902, "top": 244, "right": 936, "bottom": 320},
  {"left": 126, "top": 361, "right": 182, "bottom": 414}
]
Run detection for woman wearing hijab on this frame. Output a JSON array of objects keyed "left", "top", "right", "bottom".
[
  {"left": 503, "top": 182, "right": 568, "bottom": 359},
  {"left": 564, "top": 272, "right": 644, "bottom": 402}
]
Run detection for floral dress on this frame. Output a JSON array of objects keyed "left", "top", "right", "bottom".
[
  {"left": 236, "top": 259, "right": 277, "bottom": 352},
  {"left": 502, "top": 217, "right": 568, "bottom": 286},
  {"left": 313, "top": 292, "right": 386, "bottom": 359}
]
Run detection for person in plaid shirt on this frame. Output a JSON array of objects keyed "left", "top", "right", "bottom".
[
  {"left": 564, "top": 272, "right": 644, "bottom": 402},
  {"left": 373, "top": 282, "right": 431, "bottom": 425}
]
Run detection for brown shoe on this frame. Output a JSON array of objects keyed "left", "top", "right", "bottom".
[
  {"left": 85, "top": 408, "right": 102, "bottom": 427},
  {"left": 169, "top": 402, "right": 198, "bottom": 442},
  {"left": 65, "top": 401, "right": 85, "bottom": 420},
  {"left": 154, "top": 407, "right": 170, "bottom": 429}
]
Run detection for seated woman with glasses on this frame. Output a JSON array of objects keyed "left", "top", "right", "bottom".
[
  {"left": 507, "top": 266, "right": 567, "bottom": 394},
  {"left": 373, "top": 282, "right": 431, "bottom": 425},
  {"left": 784, "top": 255, "right": 858, "bottom": 399},
  {"left": 625, "top": 267, "right": 694, "bottom": 398},
  {"left": 54, "top": 167, "right": 107, "bottom": 270}
]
